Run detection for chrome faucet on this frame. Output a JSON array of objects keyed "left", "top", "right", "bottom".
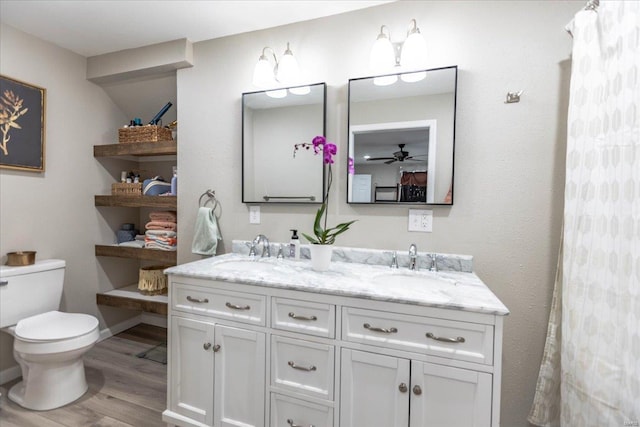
[
  {"left": 409, "top": 244, "right": 417, "bottom": 270},
  {"left": 390, "top": 251, "right": 399, "bottom": 269},
  {"left": 252, "top": 234, "right": 271, "bottom": 257},
  {"left": 430, "top": 253, "right": 438, "bottom": 272}
]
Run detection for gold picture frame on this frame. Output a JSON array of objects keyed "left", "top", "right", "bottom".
[{"left": 0, "top": 75, "right": 46, "bottom": 172}]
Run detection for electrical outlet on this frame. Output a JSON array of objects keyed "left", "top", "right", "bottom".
[
  {"left": 408, "top": 209, "right": 433, "bottom": 232},
  {"left": 249, "top": 206, "right": 261, "bottom": 224}
]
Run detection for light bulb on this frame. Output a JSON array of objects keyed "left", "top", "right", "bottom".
[
  {"left": 253, "top": 55, "right": 275, "bottom": 88},
  {"left": 276, "top": 43, "right": 300, "bottom": 85},
  {"left": 370, "top": 27, "right": 395, "bottom": 73},
  {"left": 400, "top": 30, "right": 427, "bottom": 71},
  {"left": 265, "top": 89, "right": 287, "bottom": 99}
]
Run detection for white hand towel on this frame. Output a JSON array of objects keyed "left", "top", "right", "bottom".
[{"left": 191, "top": 207, "right": 222, "bottom": 256}]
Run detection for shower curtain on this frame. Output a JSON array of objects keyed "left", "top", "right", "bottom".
[{"left": 529, "top": 2, "right": 640, "bottom": 426}]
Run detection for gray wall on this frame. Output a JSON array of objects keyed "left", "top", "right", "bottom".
[
  {"left": 0, "top": 24, "right": 138, "bottom": 373},
  {"left": 177, "top": 2, "right": 576, "bottom": 425}
]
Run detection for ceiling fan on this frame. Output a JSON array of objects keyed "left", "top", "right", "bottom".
[{"left": 366, "top": 144, "right": 426, "bottom": 165}]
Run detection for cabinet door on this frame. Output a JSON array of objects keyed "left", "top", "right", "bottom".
[
  {"left": 168, "top": 316, "right": 215, "bottom": 425},
  {"left": 340, "top": 349, "right": 409, "bottom": 427},
  {"left": 213, "top": 324, "right": 266, "bottom": 427},
  {"left": 409, "top": 361, "right": 492, "bottom": 427}
]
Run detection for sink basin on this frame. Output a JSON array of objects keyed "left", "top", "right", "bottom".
[
  {"left": 370, "top": 272, "right": 453, "bottom": 303},
  {"left": 214, "top": 259, "right": 279, "bottom": 273}
]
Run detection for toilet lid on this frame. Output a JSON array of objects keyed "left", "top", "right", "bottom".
[{"left": 15, "top": 311, "right": 99, "bottom": 341}]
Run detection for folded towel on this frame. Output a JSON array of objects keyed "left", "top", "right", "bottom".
[
  {"left": 145, "top": 241, "right": 177, "bottom": 251},
  {"left": 145, "top": 229, "right": 177, "bottom": 238},
  {"left": 191, "top": 207, "right": 221, "bottom": 256},
  {"left": 149, "top": 210, "right": 177, "bottom": 222},
  {"left": 145, "top": 221, "right": 177, "bottom": 231},
  {"left": 118, "top": 240, "right": 145, "bottom": 248}
]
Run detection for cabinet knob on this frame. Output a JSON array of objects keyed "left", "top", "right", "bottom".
[
  {"left": 398, "top": 383, "right": 408, "bottom": 393},
  {"left": 413, "top": 385, "right": 422, "bottom": 395},
  {"left": 203, "top": 342, "right": 212, "bottom": 350},
  {"left": 213, "top": 344, "right": 221, "bottom": 352}
]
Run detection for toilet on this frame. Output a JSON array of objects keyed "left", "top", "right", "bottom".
[{"left": 0, "top": 259, "right": 100, "bottom": 411}]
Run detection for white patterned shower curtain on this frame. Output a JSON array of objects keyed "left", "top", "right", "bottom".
[{"left": 529, "top": 1, "right": 639, "bottom": 426}]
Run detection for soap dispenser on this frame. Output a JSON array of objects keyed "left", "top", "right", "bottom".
[{"left": 289, "top": 229, "right": 300, "bottom": 260}]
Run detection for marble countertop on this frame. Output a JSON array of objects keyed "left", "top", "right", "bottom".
[{"left": 165, "top": 252, "right": 509, "bottom": 316}]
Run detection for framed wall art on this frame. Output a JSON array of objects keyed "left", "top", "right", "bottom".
[{"left": 0, "top": 75, "right": 46, "bottom": 172}]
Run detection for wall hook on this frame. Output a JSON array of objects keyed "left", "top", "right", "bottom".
[{"left": 505, "top": 90, "right": 523, "bottom": 104}]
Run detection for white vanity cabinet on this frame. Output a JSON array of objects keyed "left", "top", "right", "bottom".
[{"left": 163, "top": 258, "right": 506, "bottom": 427}]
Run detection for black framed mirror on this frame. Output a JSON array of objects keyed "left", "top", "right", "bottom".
[
  {"left": 242, "top": 83, "right": 326, "bottom": 203},
  {"left": 347, "top": 66, "right": 457, "bottom": 205}
]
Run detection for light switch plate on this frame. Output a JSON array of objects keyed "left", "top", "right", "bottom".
[
  {"left": 408, "top": 209, "right": 433, "bottom": 232},
  {"left": 249, "top": 206, "right": 261, "bottom": 224}
]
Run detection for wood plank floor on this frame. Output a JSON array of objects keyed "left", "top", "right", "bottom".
[{"left": 0, "top": 323, "right": 167, "bottom": 427}]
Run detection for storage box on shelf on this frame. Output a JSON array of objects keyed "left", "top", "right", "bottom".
[{"left": 118, "top": 125, "right": 173, "bottom": 144}]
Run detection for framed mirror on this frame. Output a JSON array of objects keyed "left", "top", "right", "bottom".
[
  {"left": 242, "top": 83, "right": 326, "bottom": 203},
  {"left": 347, "top": 66, "right": 457, "bottom": 205}
]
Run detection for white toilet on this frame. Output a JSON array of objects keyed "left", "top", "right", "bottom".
[{"left": 0, "top": 259, "right": 100, "bottom": 411}]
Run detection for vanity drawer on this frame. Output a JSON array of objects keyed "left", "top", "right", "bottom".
[
  {"left": 271, "top": 335, "right": 335, "bottom": 400},
  {"left": 342, "top": 307, "right": 494, "bottom": 365},
  {"left": 271, "top": 297, "right": 335, "bottom": 338},
  {"left": 172, "top": 282, "right": 266, "bottom": 326},
  {"left": 271, "top": 393, "right": 334, "bottom": 427}
]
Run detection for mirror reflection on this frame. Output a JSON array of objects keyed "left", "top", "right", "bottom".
[
  {"left": 347, "top": 66, "right": 457, "bottom": 205},
  {"left": 242, "top": 83, "right": 326, "bottom": 203}
]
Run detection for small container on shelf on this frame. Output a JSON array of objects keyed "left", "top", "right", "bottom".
[
  {"left": 111, "top": 182, "right": 142, "bottom": 196},
  {"left": 138, "top": 265, "right": 170, "bottom": 295}
]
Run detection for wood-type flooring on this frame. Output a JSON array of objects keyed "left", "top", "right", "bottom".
[{"left": 0, "top": 323, "right": 167, "bottom": 427}]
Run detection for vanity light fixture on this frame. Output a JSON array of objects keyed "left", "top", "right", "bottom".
[
  {"left": 369, "top": 19, "right": 428, "bottom": 85},
  {"left": 252, "top": 43, "right": 302, "bottom": 90}
]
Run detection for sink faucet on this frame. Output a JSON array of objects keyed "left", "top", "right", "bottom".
[
  {"left": 430, "top": 253, "right": 438, "bottom": 272},
  {"left": 409, "top": 244, "right": 417, "bottom": 270},
  {"left": 252, "top": 234, "right": 271, "bottom": 258}
]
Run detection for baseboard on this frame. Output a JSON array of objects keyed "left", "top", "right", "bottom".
[
  {"left": 140, "top": 312, "right": 168, "bottom": 328},
  {"left": 98, "top": 314, "right": 143, "bottom": 342},
  {"left": 0, "top": 365, "right": 21, "bottom": 386}
]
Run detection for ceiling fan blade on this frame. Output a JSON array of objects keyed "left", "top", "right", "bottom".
[
  {"left": 384, "top": 159, "right": 397, "bottom": 165},
  {"left": 405, "top": 155, "right": 427, "bottom": 161},
  {"left": 367, "top": 157, "right": 395, "bottom": 161}
]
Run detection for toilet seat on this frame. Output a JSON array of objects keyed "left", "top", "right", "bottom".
[{"left": 15, "top": 311, "right": 99, "bottom": 341}]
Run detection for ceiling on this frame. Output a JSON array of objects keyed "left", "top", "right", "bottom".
[{"left": 0, "top": 0, "right": 392, "bottom": 57}]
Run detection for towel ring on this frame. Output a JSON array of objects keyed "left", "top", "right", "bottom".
[{"left": 199, "top": 189, "right": 221, "bottom": 219}]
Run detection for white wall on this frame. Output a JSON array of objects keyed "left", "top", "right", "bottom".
[
  {"left": 0, "top": 24, "right": 137, "bottom": 372},
  {"left": 177, "top": 1, "right": 577, "bottom": 425}
]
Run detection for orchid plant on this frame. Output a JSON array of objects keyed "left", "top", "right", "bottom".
[{"left": 294, "top": 136, "right": 356, "bottom": 245}]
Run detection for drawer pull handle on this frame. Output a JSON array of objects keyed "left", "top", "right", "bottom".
[
  {"left": 426, "top": 332, "right": 466, "bottom": 343},
  {"left": 363, "top": 323, "right": 398, "bottom": 334},
  {"left": 288, "top": 361, "right": 317, "bottom": 372},
  {"left": 0, "top": 280, "right": 8, "bottom": 287},
  {"left": 288, "top": 312, "right": 318, "bottom": 321},
  {"left": 187, "top": 296, "right": 209, "bottom": 303},
  {"left": 287, "top": 419, "right": 314, "bottom": 427},
  {"left": 225, "top": 302, "right": 251, "bottom": 310}
]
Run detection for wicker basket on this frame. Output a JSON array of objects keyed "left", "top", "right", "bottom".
[
  {"left": 112, "top": 182, "right": 142, "bottom": 196},
  {"left": 138, "top": 265, "right": 170, "bottom": 295},
  {"left": 118, "top": 125, "right": 173, "bottom": 144}
]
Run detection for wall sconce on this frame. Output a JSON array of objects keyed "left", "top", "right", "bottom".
[
  {"left": 252, "top": 42, "right": 301, "bottom": 89},
  {"left": 369, "top": 19, "right": 428, "bottom": 85}
]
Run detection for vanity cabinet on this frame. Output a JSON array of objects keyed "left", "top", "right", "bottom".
[
  {"left": 341, "top": 349, "right": 491, "bottom": 427},
  {"left": 163, "top": 264, "right": 505, "bottom": 427}
]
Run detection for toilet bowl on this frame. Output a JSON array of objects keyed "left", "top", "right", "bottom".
[{"left": 0, "top": 260, "right": 100, "bottom": 410}]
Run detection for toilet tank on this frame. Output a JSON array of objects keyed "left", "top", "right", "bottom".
[{"left": 0, "top": 259, "right": 66, "bottom": 328}]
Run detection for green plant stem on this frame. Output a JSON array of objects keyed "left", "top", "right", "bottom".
[{"left": 323, "top": 164, "right": 332, "bottom": 236}]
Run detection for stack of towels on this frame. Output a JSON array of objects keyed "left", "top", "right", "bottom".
[{"left": 145, "top": 211, "right": 177, "bottom": 251}]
